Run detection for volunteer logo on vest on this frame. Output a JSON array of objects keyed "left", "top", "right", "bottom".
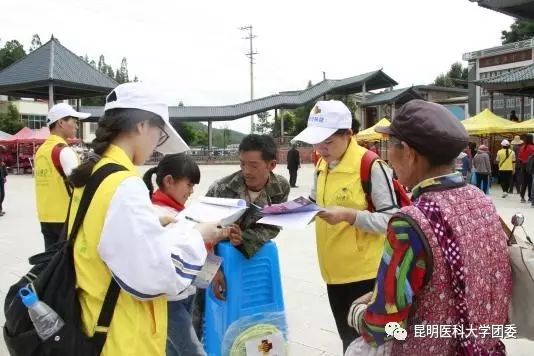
[
  {"left": 334, "top": 186, "right": 353, "bottom": 203},
  {"left": 34, "top": 156, "right": 53, "bottom": 185}
]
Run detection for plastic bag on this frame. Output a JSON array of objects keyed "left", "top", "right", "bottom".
[
  {"left": 221, "top": 312, "right": 287, "bottom": 356},
  {"left": 344, "top": 337, "right": 392, "bottom": 356}
]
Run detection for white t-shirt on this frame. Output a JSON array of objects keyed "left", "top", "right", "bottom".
[{"left": 59, "top": 147, "right": 79, "bottom": 176}]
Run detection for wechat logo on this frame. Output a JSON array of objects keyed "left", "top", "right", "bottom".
[{"left": 385, "top": 322, "right": 407, "bottom": 341}]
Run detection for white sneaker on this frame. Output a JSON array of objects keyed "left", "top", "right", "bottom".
[{"left": 502, "top": 193, "right": 508, "bottom": 198}]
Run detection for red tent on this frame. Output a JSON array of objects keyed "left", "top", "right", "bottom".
[
  {"left": 0, "top": 127, "right": 80, "bottom": 144},
  {"left": 0, "top": 127, "right": 80, "bottom": 173},
  {"left": 1, "top": 127, "right": 34, "bottom": 142}
]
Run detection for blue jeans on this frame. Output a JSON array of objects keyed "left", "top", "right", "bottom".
[{"left": 166, "top": 295, "right": 206, "bottom": 356}]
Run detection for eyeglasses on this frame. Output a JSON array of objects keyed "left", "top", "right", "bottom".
[{"left": 157, "top": 126, "right": 170, "bottom": 147}]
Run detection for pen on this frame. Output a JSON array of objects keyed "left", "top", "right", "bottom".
[
  {"left": 185, "top": 216, "right": 201, "bottom": 224},
  {"left": 250, "top": 203, "right": 262, "bottom": 210},
  {"left": 185, "top": 215, "right": 225, "bottom": 229}
]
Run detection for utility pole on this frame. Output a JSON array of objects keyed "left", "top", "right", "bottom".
[{"left": 240, "top": 25, "right": 258, "bottom": 133}]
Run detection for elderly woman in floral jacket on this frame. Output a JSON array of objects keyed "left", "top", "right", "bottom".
[{"left": 347, "top": 100, "right": 512, "bottom": 356}]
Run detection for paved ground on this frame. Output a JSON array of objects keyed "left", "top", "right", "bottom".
[{"left": 0, "top": 164, "right": 533, "bottom": 355}]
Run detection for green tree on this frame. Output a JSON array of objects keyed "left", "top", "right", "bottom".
[
  {"left": 255, "top": 111, "right": 273, "bottom": 135},
  {"left": 118, "top": 57, "right": 129, "bottom": 83},
  {"left": 433, "top": 62, "right": 468, "bottom": 88},
  {"left": 291, "top": 102, "right": 315, "bottom": 136},
  {"left": 434, "top": 73, "right": 455, "bottom": 87},
  {"left": 29, "top": 34, "right": 42, "bottom": 52},
  {"left": 98, "top": 55, "right": 106, "bottom": 72},
  {"left": 0, "top": 40, "right": 26, "bottom": 70},
  {"left": 0, "top": 104, "right": 23, "bottom": 134},
  {"left": 115, "top": 69, "right": 121, "bottom": 83},
  {"left": 193, "top": 130, "right": 209, "bottom": 146},
  {"left": 501, "top": 19, "right": 534, "bottom": 44},
  {"left": 286, "top": 80, "right": 316, "bottom": 136},
  {"left": 172, "top": 122, "right": 197, "bottom": 145},
  {"left": 273, "top": 111, "right": 296, "bottom": 137},
  {"left": 222, "top": 125, "right": 231, "bottom": 148},
  {"left": 105, "top": 65, "right": 114, "bottom": 79}
]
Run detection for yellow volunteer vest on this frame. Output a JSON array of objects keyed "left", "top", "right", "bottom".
[
  {"left": 68, "top": 144, "right": 167, "bottom": 356},
  {"left": 315, "top": 139, "right": 385, "bottom": 284},
  {"left": 34, "top": 135, "right": 74, "bottom": 222},
  {"left": 496, "top": 148, "right": 515, "bottom": 171}
]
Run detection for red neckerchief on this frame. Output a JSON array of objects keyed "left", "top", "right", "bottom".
[{"left": 151, "top": 189, "right": 185, "bottom": 212}]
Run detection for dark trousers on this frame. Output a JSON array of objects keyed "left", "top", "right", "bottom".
[
  {"left": 476, "top": 173, "right": 490, "bottom": 194},
  {"left": 0, "top": 180, "right": 4, "bottom": 212},
  {"left": 509, "top": 170, "right": 521, "bottom": 194},
  {"left": 40, "top": 222, "right": 65, "bottom": 251},
  {"left": 499, "top": 171, "right": 512, "bottom": 194},
  {"left": 327, "top": 279, "right": 375, "bottom": 352},
  {"left": 520, "top": 166, "right": 533, "bottom": 200},
  {"left": 288, "top": 168, "right": 298, "bottom": 187}
]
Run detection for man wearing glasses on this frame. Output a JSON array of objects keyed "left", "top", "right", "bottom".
[{"left": 34, "top": 103, "right": 90, "bottom": 250}]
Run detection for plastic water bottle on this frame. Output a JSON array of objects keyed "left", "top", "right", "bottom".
[{"left": 19, "top": 287, "right": 64, "bottom": 341}]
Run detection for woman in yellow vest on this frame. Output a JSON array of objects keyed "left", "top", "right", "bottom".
[
  {"left": 495, "top": 139, "right": 516, "bottom": 198},
  {"left": 292, "top": 100, "right": 399, "bottom": 353},
  {"left": 68, "top": 83, "right": 224, "bottom": 355}
]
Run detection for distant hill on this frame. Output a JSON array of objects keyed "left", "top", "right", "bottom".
[{"left": 186, "top": 122, "right": 246, "bottom": 148}]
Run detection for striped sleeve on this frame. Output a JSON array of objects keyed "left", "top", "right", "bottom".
[
  {"left": 357, "top": 216, "right": 429, "bottom": 346},
  {"left": 98, "top": 177, "right": 207, "bottom": 301}
]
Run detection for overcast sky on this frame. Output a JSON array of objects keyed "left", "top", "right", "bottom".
[{"left": 1, "top": 0, "right": 514, "bottom": 133}]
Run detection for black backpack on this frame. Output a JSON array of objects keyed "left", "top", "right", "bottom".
[{"left": 3, "top": 163, "right": 126, "bottom": 356}]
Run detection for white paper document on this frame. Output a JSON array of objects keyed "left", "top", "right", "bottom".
[
  {"left": 199, "top": 197, "right": 247, "bottom": 208},
  {"left": 177, "top": 197, "right": 248, "bottom": 226},
  {"left": 257, "top": 210, "right": 319, "bottom": 228},
  {"left": 257, "top": 196, "right": 321, "bottom": 228}
]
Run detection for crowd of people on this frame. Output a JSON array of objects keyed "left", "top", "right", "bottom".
[
  {"left": 455, "top": 134, "right": 534, "bottom": 207},
  {"left": 3, "top": 82, "right": 529, "bottom": 355}
]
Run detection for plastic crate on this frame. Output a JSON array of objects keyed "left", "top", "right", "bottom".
[{"left": 203, "top": 241, "right": 285, "bottom": 355}]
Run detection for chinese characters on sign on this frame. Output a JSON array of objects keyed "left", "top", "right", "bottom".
[{"left": 413, "top": 324, "right": 517, "bottom": 339}]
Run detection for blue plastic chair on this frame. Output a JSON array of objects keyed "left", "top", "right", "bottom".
[{"left": 203, "top": 241, "right": 285, "bottom": 356}]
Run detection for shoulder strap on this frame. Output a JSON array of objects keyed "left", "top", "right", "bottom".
[
  {"left": 68, "top": 163, "right": 127, "bottom": 244},
  {"left": 51, "top": 143, "right": 73, "bottom": 196},
  {"left": 51, "top": 144, "right": 66, "bottom": 176},
  {"left": 360, "top": 150, "right": 379, "bottom": 211},
  {"left": 498, "top": 149, "right": 511, "bottom": 169},
  {"left": 360, "top": 150, "right": 379, "bottom": 194},
  {"left": 67, "top": 163, "right": 127, "bottom": 354}
]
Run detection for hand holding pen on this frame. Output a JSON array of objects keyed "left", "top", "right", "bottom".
[{"left": 186, "top": 216, "right": 242, "bottom": 246}]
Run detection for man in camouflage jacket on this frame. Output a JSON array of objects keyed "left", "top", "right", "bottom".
[
  {"left": 206, "top": 169, "right": 290, "bottom": 258},
  {"left": 205, "top": 134, "right": 290, "bottom": 300}
]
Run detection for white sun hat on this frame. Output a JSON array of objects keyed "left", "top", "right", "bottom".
[
  {"left": 104, "top": 82, "right": 189, "bottom": 154},
  {"left": 46, "top": 103, "right": 90, "bottom": 127},
  {"left": 291, "top": 100, "right": 352, "bottom": 144}
]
